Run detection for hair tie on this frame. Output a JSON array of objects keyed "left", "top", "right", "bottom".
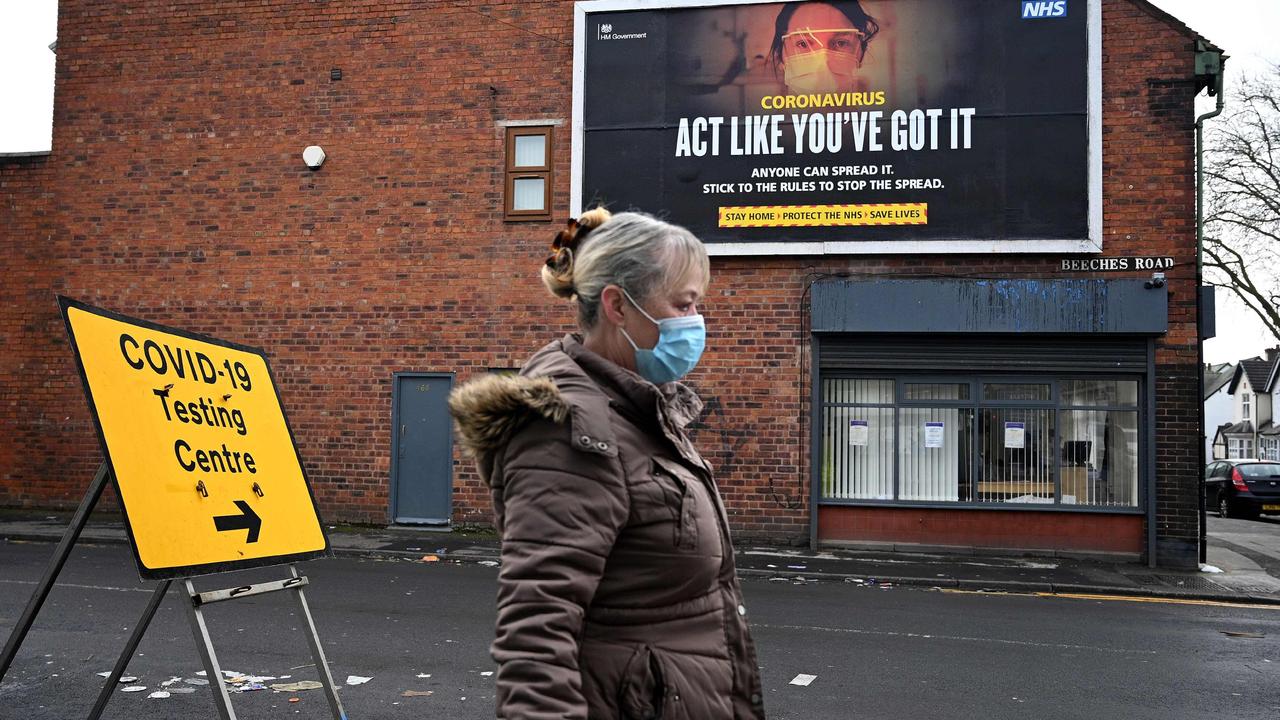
[
  {"left": 551, "top": 217, "right": 594, "bottom": 253},
  {"left": 544, "top": 217, "right": 595, "bottom": 279}
]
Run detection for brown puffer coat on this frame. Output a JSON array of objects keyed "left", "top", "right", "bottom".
[{"left": 448, "top": 334, "right": 766, "bottom": 720}]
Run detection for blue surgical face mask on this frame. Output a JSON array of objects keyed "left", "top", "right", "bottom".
[{"left": 617, "top": 287, "right": 706, "bottom": 385}]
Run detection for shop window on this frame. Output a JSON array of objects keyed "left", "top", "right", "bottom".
[
  {"left": 983, "top": 382, "right": 1051, "bottom": 402},
  {"left": 1061, "top": 379, "right": 1138, "bottom": 407},
  {"left": 1059, "top": 380, "right": 1139, "bottom": 506},
  {"left": 820, "top": 376, "right": 1141, "bottom": 509},
  {"left": 903, "top": 382, "right": 970, "bottom": 401},
  {"left": 504, "top": 126, "right": 552, "bottom": 220},
  {"left": 822, "top": 379, "right": 894, "bottom": 500},
  {"left": 898, "top": 407, "right": 973, "bottom": 501},
  {"left": 978, "top": 407, "right": 1055, "bottom": 504}
]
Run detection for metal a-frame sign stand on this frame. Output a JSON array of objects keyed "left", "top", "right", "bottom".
[
  {"left": 0, "top": 464, "right": 347, "bottom": 720},
  {"left": 0, "top": 299, "right": 347, "bottom": 719}
]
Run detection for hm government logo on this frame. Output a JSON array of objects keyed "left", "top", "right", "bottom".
[
  {"left": 1021, "top": 0, "right": 1067, "bottom": 18},
  {"left": 597, "top": 22, "right": 647, "bottom": 41}
]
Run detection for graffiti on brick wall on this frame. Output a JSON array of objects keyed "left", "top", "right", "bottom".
[{"left": 686, "top": 394, "right": 803, "bottom": 510}]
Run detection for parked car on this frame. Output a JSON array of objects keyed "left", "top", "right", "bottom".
[{"left": 1204, "top": 459, "right": 1280, "bottom": 519}]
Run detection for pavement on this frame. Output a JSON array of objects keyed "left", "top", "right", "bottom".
[{"left": 3, "top": 509, "right": 1280, "bottom": 605}]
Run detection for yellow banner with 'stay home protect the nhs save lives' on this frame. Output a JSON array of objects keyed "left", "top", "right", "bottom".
[{"left": 718, "top": 203, "right": 927, "bottom": 228}]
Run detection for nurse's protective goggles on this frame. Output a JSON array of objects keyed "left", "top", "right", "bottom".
[{"left": 780, "top": 27, "right": 867, "bottom": 59}]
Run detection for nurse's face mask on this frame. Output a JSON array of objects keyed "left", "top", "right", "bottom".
[{"left": 780, "top": 27, "right": 866, "bottom": 93}]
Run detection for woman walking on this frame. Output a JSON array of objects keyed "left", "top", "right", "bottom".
[{"left": 449, "top": 208, "right": 765, "bottom": 719}]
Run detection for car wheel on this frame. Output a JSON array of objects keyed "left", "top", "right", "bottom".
[{"left": 1219, "top": 493, "right": 1233, "bottom": 518}]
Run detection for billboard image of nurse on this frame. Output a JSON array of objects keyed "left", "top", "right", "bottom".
[
  {"left": 771, "top": 2, "right": 881, "bottom": 95},
  {"left": 576, "top": 0, "right": 1099, "bottom": 254}
]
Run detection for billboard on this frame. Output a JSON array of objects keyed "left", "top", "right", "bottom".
[{"left": 571, "top": 0, "right": 1102, "bottom": 255}]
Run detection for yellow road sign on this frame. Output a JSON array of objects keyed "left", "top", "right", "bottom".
[{"left": 60, "top": 298, "right": 329, "bottom": 578}]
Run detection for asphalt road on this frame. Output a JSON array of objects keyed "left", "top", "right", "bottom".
[{"left": 1, "top": 539, "right": 1277, "bottom": 719}]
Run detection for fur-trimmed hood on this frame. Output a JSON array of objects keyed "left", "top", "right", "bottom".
[
  {"left": 447, "top": 336, "right": 621, "bottom": 486},
  {"left": 448, "top": 334, "right": 703, "bottom": 486},
  {"left": 447, "top": 374, "right": 569, "bottom": 459}
]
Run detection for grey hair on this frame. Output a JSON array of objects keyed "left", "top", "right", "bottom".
[{"left": 541, "top": 210, "right": 709, "bottom": 329}]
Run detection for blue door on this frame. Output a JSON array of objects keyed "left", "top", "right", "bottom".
[{"left": 392, "top": 374, "right": 453, "bottom": 526}]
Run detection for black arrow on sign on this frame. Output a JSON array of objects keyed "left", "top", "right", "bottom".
[{"left": 213, "top": 500, "right": 261, "bottom": 543}]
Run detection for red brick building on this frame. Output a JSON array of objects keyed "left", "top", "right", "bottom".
[{"left": 0, "top": 0, "right": 1215, "bottom": 567}]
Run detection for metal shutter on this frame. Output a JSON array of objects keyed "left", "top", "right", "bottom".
[{"left": 817, "top": 334, "right": 1150, "bottom": 373}]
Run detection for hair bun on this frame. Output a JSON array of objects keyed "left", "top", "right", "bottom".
[{"left": 541, "top": 208, "right": 612, "bottom": 300}]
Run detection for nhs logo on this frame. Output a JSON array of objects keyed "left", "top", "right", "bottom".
[{"left": 1022, "top": 1, "right": 1067, "bottom": 18}]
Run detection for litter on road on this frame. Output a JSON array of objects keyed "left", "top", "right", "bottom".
[
  {"left": 120, "top": 686, "right": 147, "bottom": 693},
  {"left": 147, "top": 691, "right": 170, "bottom": 699},
  {"left": 272, "top": 680, "right": 324, "bottom": 692},
  {"left": 346, "top": 675, "right": 373, "bottom": 686},
  {"left": 402, "top": 690, "right": 434, "bottom": 697},
  {"left": 790, "top": 674, "right": 817, "bottom": 687}
]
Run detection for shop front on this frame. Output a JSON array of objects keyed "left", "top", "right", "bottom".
[{"left": 809, "top": 279, "right": 1166, "bottom": 557}]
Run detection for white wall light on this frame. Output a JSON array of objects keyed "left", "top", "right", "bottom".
[{"left": 302, "top": 145, "right": 326, "bottom": 170}]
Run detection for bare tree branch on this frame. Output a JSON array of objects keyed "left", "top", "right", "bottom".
[
  {"left": 1203, "top": 71, "right": 1280, "bottom": 342},
  {"left": 1204, "top": 242, "right": 1280, "bottom": 339}
]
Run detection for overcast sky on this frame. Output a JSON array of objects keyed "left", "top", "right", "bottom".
[{"left": 1, "top": 1, "right": 1276, "bottom": 363}]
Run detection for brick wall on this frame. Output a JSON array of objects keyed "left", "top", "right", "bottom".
[
  {"left": 817, "top": 506, "right": 1145, "bottom": 555},
  {"left": 0, "top": 0, "right": 1203, "bottom": 565},
  {"left": 0, "top": 153, "right": 77, "bottom": 508}
]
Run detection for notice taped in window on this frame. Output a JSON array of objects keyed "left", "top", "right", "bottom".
[
  {"left": 849, "top": 419, "right": 869, "bottom": 447},
  {"left": 924, "top": 422, "right": 945, "bottom": 448},
  {"left": 1004, "top": 421, "right": 1026, "bottom": 449}
]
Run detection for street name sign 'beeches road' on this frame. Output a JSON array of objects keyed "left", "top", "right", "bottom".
[{"left": 59, "top": 298, "right": 329, "bottom": 579}]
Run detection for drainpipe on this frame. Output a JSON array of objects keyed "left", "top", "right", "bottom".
[{"left": 1195, "top": 41, "right": 1225, "bottom": 567}]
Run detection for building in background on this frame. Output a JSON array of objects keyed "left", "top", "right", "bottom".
[
  {"left": 1204, "top": 362, "right": 1234, "bottom": 460},
  {"left": 1217, "top": 349, "right": 1280, "bottom": 460},
  {"left": 0, "top": 0, "right": 1221, "bottom": 567}
]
